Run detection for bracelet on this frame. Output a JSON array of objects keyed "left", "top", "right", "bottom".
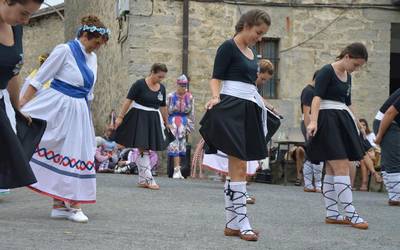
[
  {"left": 212, "top": 95, "right": 220, "bottom": 100},
  {"left": 117, "top": 115, "right": 124, "bottom": 119}
]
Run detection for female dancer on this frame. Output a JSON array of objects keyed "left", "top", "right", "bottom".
[
  {"left": 307, "top": 43, "right": 369, "bottom": 229},
  {"left": 20, "top": 15, "right": 109, "bottom": 223},
  {"left": 114, "top": 63, "right": 170, "bottom": 190},
  {"left": 374, "top": 88, "right": 400, "bottom": 206},
  {"left": 0, "top": 0, "right": 46, "bottom": 193},
  {"left": 200, "top": 9, "right": 271, "bottom": 241}
]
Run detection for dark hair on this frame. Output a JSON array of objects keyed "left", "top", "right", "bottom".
[
  {"left": 336, "top": 42, "right": 368, "bottom": 62},
  {"left": 235, "top": 9, "right": 271, "bottom": 34},
  {"left": 151, "top": 63, "right": 168, "bottom": 74},
  {"left": 77, "top": 15, "right": 109, "bottom": 41},
  {"left": 6, "top": 0, "right": 44, "bottom": 5},
  {"left": 312, "top": 70, "right": 320, "bottom": 81},
  {"left": 359, "top": 118, "right": 371, "bottom": 134}
]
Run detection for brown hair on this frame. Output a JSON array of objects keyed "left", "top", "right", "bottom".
[
  {"left": 336, "top": 42, "right": 368, "bottom": 62},
  {"left": 6, "top": 0, "right": 44, "bottom": 5},
  {"left": 259, "top": 59, "right": 274, "bottom": 75},
  {"left": 359, "top": 118, "right": 371, "bottom": 134},
  {"left": 150, "top": 63, "right": 168, "bottom": 74},
  {"left": 77, "top": 15, "right": 109, "bottom": 41},
  {"left": 235, "top": 9, "right": 271, "bottom": 34}
]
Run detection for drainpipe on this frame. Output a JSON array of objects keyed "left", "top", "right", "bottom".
[{"left": 182, "top": 0, "right": 189, "bottom": 81}]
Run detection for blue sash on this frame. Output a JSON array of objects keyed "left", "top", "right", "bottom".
[{"left": 50, "top": 40, "right": 94, "bottom": 99}]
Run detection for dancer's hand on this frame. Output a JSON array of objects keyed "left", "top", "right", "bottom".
[
  {"left": 21, "top": 112, "right": 32, "bottom": 126},
  {"left": 205, "top": 96, "right": 220, "bottom": 110},
  {"left": 115, "top": 116, "right": 123, "bottom": 129},
  {"left": 307, "top": 121, "right": 317, "bottom": 138},
  {"left": 374, "top": 135, "right": 382, "bottom": 145}
]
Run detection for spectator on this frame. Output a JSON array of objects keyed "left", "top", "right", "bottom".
[{"left": 167, "top": 74, "right": 195, "bottom": 179}]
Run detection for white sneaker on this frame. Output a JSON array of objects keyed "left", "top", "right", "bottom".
[
  {"left": 50, "top": 208, "right": 72, "bottom": 219},
  {"left": 68, "top": 208, "right": 89, "bottom": 223},
  {"left": 0, "top": 189, "right": 10, "bottom": 196},
  {"left": 173, "top": 167, "right": 185, "bottom": 179}
]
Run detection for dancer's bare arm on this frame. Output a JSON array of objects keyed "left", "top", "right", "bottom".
[
  {"left": 375, "top": 106, "right": 399, "bottom": 145},
  {"left": 115, "top": 98, "right": 133, "bottom": 128},
  {"left": 205, "top": 79, "right": 221, "bottom": 109}
]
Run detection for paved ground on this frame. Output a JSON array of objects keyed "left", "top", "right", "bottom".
[{"left": 0, "top": 174, "right": 399, "bottom": 250}]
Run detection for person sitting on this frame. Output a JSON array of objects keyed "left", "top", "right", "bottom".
[
  {"left": 95, "top": 128, "right": 118, "bottom": 173},
  {"left": 115, "top": 148, "right": 159, "bottom": 176},
  {"left": 357, "top": 119, "right": 382, "bottom": 191}
]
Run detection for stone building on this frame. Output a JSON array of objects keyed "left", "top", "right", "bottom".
[
  {"left": 21, "top": 3, "right": 65, "bottom": 80},
  {"left": 23, "top": 0, "right": 400, "bottom": 145}
]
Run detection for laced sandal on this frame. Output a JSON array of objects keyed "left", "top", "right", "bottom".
[
  {"left": 340, "top": 197, "right": 368, "bottom": 229},
  {"left": 245, "top": 193, "right": 256, "bottom": 204},
  {"left": 351, "top": 220, "right": 369, "bottom": 230},
  {"left": 224, "top": 227, "right": 240, "bottom": 236},
  {"left": 325, "top": 215, "right": 351, "bottom": 225},
  {"left": 240, "top": 230, "right": 259, "bottom": 241},
  {"left": 304, "top": 187, "right": 316, "bottom": 192}
]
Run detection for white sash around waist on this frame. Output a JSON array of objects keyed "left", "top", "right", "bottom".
[
  {"left": 132, "top": 102, "right": 166, "bottom": 139},
  {"left": 220, "top": 80, "right": 268, "bottom": 136},
  {"left": 319, "top": 100, "right": 359, "bottom": 134},
  {"left": 375, "top": 111, "right": 384, "bottom": 121},
  {"left": 375, "top": 110, "right": 399, "bottom": 125}
]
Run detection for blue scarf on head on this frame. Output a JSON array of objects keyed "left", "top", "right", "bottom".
[{"left": 50, "top": 40, "right": 94, "bottom": 99}]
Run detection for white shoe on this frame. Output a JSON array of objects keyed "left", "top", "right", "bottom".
[
  {"left": 0, "top": 189, "right": 10, "bottom": 196},
  {"left": 173, "top": 167, "right": 185, "bottom": 179},
  {"left": 50, "top": 208, "right": 72, "bottom": 219},
  {"left": 68, "top": 208, "right": 89, "bottom": 223}
]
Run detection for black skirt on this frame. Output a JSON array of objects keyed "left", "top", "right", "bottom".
[
  {"left": 199, "top": 94, "right": 267, "bottom": 161},
  {"left": 114, "top": 108, "right": 168, "bottom": 151},
  {"left": 360, "top": 133, "right": 372, "bottom": 153},
  {"left": 0, "top": 98, "right": 46, "bottom": 189},
  {"left": 306, "top": 109, "right": 364, "bottom": 162}
]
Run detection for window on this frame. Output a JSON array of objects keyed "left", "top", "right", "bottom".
[{"left": 255, "top": 38, "right": 280, "bottom": 99}]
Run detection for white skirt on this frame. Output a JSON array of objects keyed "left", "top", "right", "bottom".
[
  {"left": 21, "top": 88, "right": 96, "bottom": 203},
  {"left": 202, "top": 151, "right": 259, "bottom": 176}
]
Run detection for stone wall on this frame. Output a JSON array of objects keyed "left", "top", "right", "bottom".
[
  {"left": 21, "top": 12, "right": 65, "bottom": 82},
  {"left": 65, "top": 0, "right": 130, "bottom": 135}
]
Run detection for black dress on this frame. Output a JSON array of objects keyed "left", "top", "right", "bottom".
[
  {"left": 306, "top": 64, "right": 364, "bottom": 162},
  {"left": 300, "top": 84, "right": 315, "bottom": 139},
  {"left": 0, "top": 25, "right": 46, "bottom": 189},
  {"left": 199, "top": 39, "right": 267, "bottom": 161},
  {"left": 114, "top": 79, "right": 168, "bottom": 151}
]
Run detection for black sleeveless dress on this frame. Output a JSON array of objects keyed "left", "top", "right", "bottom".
[{"left": 0, "top": 25, "right": 46, "bottom": 189}]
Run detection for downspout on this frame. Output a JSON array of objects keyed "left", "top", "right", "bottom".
[{"left": 182, "top": 0, "right": 189, "bottom": 82}]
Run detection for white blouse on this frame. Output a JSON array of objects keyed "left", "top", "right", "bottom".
[
  {"left": 366, "top": 133, "right": 377, "bottom": 148},
  {"left": 29, "top": 39, "right": 98, "bottom": 101}
]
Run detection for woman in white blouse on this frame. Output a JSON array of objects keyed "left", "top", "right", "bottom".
[{"left": 20, "top": 15, "right": 109, "bottom": 223}]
